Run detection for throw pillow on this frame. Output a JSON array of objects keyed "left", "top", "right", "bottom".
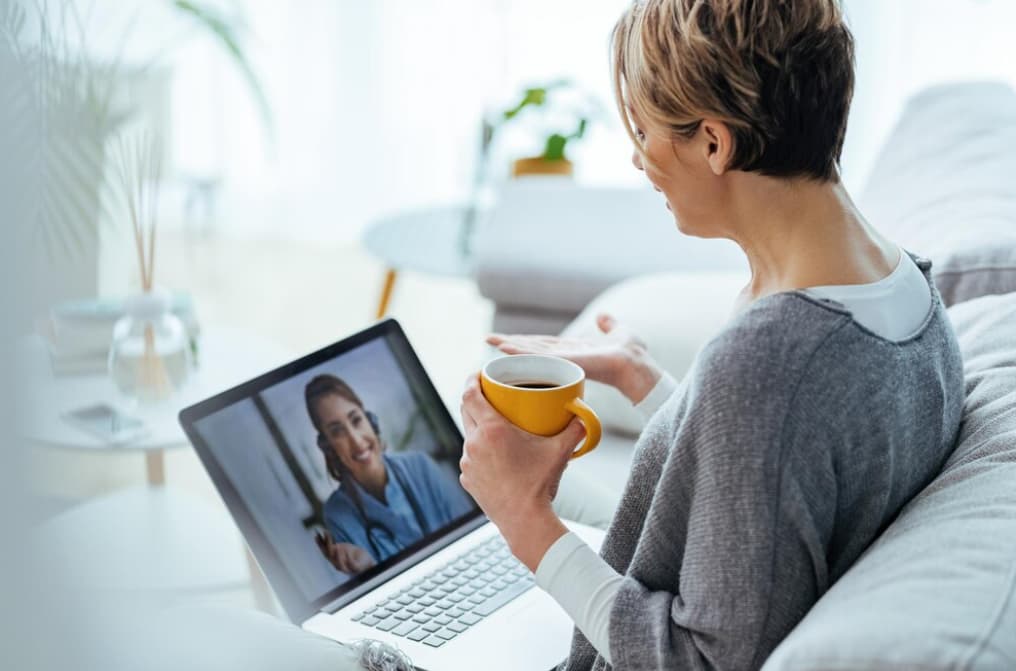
[{"left": 859, "top": 82, "right": 1016, "bottom": 306}]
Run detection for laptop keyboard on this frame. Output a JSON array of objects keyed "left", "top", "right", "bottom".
[{"left": 351, "top": 535, "right": 535, "bottom": 648}]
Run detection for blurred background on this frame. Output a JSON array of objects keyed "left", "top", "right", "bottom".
[
  {"left": 53, "top": 0, "right": 1016, "bottom": 242},
  {"left": 5, "top": 0, "right": 1016, "bottom": 667}
]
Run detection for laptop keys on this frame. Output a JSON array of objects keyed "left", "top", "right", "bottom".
[
  {"left": 391, "top": 621, "right": 419, "bottom": 637},
  {"left": 473, "top": 578, "right": 533, "bottom": 617},
  {"left": 458, "top": 612, "right": 482, "bottom": 626},
  {"left": 357, "top": 536, "right": 535, "bottom": 643},
  {"left": 375, "top": 617, "right": 401, "bottom": 632}
]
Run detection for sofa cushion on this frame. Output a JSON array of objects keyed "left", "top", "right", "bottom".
[
  {"left": 859, "top": 82, "right": 1016, "bottom": 306},
  {"left": 560, "top": 271, "right": 747, "bottom": 435},
  {"left": 472, "top": 180, "right": 746, "bottom": 316},
  {"left": 762, "top": 292, "right": 1016, "bottom": 671}
]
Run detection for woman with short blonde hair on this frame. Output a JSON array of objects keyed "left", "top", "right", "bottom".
[{"left": 461, "top": 1, "right": 964, "bottom": 669}]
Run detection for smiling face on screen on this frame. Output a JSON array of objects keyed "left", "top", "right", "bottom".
[{"left": 315, "top": 393, "right": 385, "bottom": 487}]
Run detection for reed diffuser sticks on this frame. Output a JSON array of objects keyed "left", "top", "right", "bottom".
[{"left": 114, "top": 131, "right": 172, "bottom": 400}]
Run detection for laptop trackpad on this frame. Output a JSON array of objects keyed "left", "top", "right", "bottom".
[{"left": 498, "top": 594, "right": 574, "bottom": 670}]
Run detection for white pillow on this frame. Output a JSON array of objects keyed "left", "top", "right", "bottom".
[
  {"left": 859, "top": 82, "right": 1016, "bottom": 306},
  {"left": 561, "top": 271, "right": 748, "bottom": 435}
]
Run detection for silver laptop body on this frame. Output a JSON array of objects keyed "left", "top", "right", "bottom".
[{"left": 179, "top": 318, "right": 604, "bottom": 670}]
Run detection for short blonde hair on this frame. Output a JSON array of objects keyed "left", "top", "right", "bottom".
[{"left": 612, "top": 0, "right": 854, "bottom": 181}]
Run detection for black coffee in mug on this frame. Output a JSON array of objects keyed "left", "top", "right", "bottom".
[{"left": 511, "top": 381, "right": 558, "bottom": 389}]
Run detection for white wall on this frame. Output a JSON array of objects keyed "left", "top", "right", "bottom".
[
  {"left": 166, "top": 0, "right": 638, "bottom": 242},
  {"left": 76, "top": 0, "right": 1016, "bottom": 243}
]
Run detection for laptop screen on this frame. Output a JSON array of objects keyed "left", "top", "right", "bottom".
[{"left": 180, "top": 319, "right": 482, "bottom": 622}]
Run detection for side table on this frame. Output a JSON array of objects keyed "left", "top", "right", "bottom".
[
  {"left": 20, "top": 325, "right": 294, "bottom": 485},
  {"left": 21, "top": 325, "right": 295, "bottom": 611},
  {"left": 35, "top": 484, "right": 253, "bottom": 595},
  {"left": 362, "top": 206, "right": 477, "bottom": 318}
]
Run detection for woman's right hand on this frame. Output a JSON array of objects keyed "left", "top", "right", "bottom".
[
  {"left": 486, "top": 313, "right": 663, "bottom": 404},
  {"left": 316, "top": 531, "right": 377, "bottom": 575}
]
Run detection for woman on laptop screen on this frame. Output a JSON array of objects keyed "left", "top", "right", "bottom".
[{"left": 306, "top": 374, "right": 474, "bottom": 574}]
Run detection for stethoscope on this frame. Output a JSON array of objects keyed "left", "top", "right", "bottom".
[{"left": 355, "top": 461, "right": 430, "bottom": 560}]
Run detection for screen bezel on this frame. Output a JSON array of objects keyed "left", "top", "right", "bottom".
[{"left": 178, "top": 318, "right": 484, "bottom": 623}]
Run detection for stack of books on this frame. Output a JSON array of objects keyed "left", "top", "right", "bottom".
[{"left": 45, "top": 292, "right": 201, "bottom": 376}]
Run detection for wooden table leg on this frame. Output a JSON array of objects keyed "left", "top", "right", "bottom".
[
  {"left": 145, "top": 449, "right": 166, "bottom": 486},
  {"left": 376, "top": 268, "right": 398, "bottom": 319}
]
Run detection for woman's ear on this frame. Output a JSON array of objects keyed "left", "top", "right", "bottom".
[{"left": 699, "top": 119, "right": 733, "bottom": 176}]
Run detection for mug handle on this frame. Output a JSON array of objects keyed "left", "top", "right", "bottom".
[{"left": 564, "top": 398, "right": 601, "bottom": 459}]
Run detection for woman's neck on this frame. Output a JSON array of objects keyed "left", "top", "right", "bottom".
[
  {"left": 723, "top": 174, "right": 898, "bottom": 305},
  {"left": 359, "top": 467, "right": 388, "bottom": 504}
]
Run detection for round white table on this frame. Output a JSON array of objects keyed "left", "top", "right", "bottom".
[
  {"left": 36, "top": 484, "right": 255, "bottom": 595},
  {"left": 362, "top": 205, "right": 479, "bottom": 318},
  {"left": 23, "top": 325, "right": 294, "bottom": 607},
  {"left": 20, "top": 325, "right": 294, "bottom": 484}
]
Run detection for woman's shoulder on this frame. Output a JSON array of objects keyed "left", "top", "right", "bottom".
[
  {"left": 386, "top": 450, "right": 432, "bottom": 469},
  {"left": 695, "top": 292, "right": 852, "bottom": 385},
  {"left": 323, "top": 486, "right": 356, "bottom": 518},
  {"left": 689, "top": 289, "right": 959, "bottom": 414},
  {"left": 386, "top": 450, "right": 443, "bottom": 480}
]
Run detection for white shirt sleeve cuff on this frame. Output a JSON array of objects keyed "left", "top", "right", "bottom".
[
  {"left": 633, "top": 371, "right": 678, "bottom": 423},
  {"left": 535, "top": 532, "right": 623, "bottom": 665}
]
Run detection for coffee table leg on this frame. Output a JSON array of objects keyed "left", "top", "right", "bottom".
[
  {"left": 376, "top": 268, "right": 398, "bottom": 319},
  {"left": 145, "top": 450, "right": 166, "bottom": 486}
]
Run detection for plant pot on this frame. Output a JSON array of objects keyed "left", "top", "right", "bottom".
[{"left": 511, "top": 157, "right": 574, "bottom": 178}]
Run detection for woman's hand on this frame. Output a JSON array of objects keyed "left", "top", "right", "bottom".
[
  {"left": 486, "top": 313, "right": 662, "bottom": 404},
  {"left": 316, "top": 531, "right": 377, "bottom": 575},
  {"left": 459, "top": 374, "right": 580, "bottom": 571}
]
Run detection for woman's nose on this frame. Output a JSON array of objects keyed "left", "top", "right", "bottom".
[
  {"left": 354, "top": 430, "right": 372, "bottom": 449},
  {"left": 631, "top": 150, "right": 644, "bottom": 171}
]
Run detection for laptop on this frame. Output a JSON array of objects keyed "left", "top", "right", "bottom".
[{"left": 179, "top": 318, "right": 605, "bottom": 671}]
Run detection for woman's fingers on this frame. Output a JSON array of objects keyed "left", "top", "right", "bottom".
[
  {"left": 332, "top": 547, "right": 351, "bottom": 573},
  {"left": 461, "top": 373, "right": 502, "bottom": 424},
  {"left": 332, "top": 543, "right": 372, "bottom": 574},
  {"left": 560, "top": 417, "right": 588, "bottom": 457},
  {"left": 596, "top": 313, "right": 617, "bottom": 333},
  {"left": 460, "top": 374, "right": 480, "bottom": 433},
  {"left": 461, "top": 403, "right": 477, "bottom": 432}
]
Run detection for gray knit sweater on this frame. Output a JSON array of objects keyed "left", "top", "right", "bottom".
[{"left": 559, "top": 256, "right": 964, "bottom": 671}]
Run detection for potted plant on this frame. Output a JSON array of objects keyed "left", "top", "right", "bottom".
[{"left": 491, "top": 80, "right": 601, "bottom": 178}]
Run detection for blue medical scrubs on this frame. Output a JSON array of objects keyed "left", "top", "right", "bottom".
[{"left": 323, "top": 452, "right": 475, "bottom": 564}]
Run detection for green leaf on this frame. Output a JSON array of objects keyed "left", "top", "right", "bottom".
[
  {"left": 543, "top": 133, "right": 567, "bottom": 161},
  {"left": 570, "top": 117, "right": 588, "bottom": 140},
  {"left": 503, "top": 87, "right": 547, "bottom": 121}
]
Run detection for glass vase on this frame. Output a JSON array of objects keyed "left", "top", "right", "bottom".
[{"left": 108, "top": 288, "right": 191, "bottom": 404}]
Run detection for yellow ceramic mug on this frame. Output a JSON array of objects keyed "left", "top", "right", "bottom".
[{"left": 480, "top": 354, "right": 601, "bottom": 459}]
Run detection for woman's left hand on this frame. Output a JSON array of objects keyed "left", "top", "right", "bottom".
[{"left": 459, "top": 374, "right": 586, "bottom": 570}]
